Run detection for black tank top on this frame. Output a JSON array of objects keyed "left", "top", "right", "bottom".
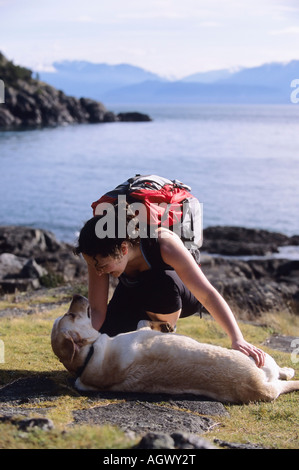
[
  {"left": 139, "top": 237, "right": 172, "bottom": 270},
  {"left": 119, "top": 237, "right": 200, "bottom": 287}
]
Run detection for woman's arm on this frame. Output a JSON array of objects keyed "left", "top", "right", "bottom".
[
  {"left": 88, "top": 265, "right": 109, "bottom": 331},
  {"left": 158, "top": 229, "right": 265, "bottom": 367}
]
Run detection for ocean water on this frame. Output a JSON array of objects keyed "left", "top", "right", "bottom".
[{"left": 0, "top": 103, "right": 299, "bottom": 243}]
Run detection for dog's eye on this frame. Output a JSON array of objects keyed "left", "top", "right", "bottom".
[
  {"left": 87, "top": 306, "right": 91, "bottom": 318},
  {"left": 68, "top": 313, "right": 75, "bottom": 319}
]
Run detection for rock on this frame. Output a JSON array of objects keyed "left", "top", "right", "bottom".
[
  {"left": 202, "top": 226, "right": 293, "bottom": 256},
  {"left": 72, "top": 400, "right": 216, "bottom": 435},
  {"left": 0, "top": 225, "right": 86, "bottom": 293},
  {"left": 0, "top": 278, "right": 41, "bottom": 293},
  {"left": 1, "top": 82, "right": 115, "bottom": 128},
  {"left": 19, "top": 258, "right": 48, "bottom": 279},
  {"left": 276, "top": 260, "right": 299, "bottom": 280},
  {"left": 214, "top": 439, "right": 267, "bottom": 449},
  {"left": 0, "top": 253, "right": 27, "bottom": 278},
  {"left": 136, "top": 432, "right": 175, "bottom": 449},
  {"left": 103, "top": 111, "right": 118, "bottom": 122},
  {"left": 200, "top": 230, "right": 299, "bottom": 317},
  {"left": 0, "top": 226, "right": 62, "bottom": 257},
  {"left": 0, "top": 107, "right": 19, "bottom": 127},
  {"left": 0, "top": 53, "right": 152, "bottom": 129},
  {"left": 79, "top": 98, "right": 111, "bottom": 123},
  {"left": 201, "top": 256, "right": 299, "bottom": 318},
  {"left": 263, "top": 334, "right": 299, "bottom": 353},
  {"left": 17, "top": 417, "right": 54, "bottom": 432},
  {"left": 171, "top": 431, "right": 217, "bottom": 449},
  {"left": 135, "top": 431, "right": 217, "bottom": 449},
  {"left": 117, "top": 112, "right": 152, "bottom": 122},
  {"left": 0, "top": 414, "right": 54, "bottom": 432}
]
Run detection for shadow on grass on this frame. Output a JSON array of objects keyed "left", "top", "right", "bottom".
[
  {"left": 0, "top": 368, "right": 228, "bottom": 413},
  {"left": 0, "top": 369, "right": 76, "bottom": 402}
]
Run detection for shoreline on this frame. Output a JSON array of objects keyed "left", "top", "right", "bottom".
[{"left": 0, "top": 224, "right": 299, "bottom": 318}]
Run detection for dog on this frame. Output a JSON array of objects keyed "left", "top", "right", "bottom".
[{"left": 51, "top": 294, "right": 299, "bottom": 404}]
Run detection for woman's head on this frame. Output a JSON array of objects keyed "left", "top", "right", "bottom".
[{"left": 74, "top": 211, "right": 140, "bottom": 260}]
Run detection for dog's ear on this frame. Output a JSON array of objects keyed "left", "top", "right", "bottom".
[{"left": 61, "top": 330, "right": 87, "bottom": 363}]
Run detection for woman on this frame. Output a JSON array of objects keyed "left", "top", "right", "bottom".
[{"left": 75, "top": 211, "right": 266, "bottom": 367}]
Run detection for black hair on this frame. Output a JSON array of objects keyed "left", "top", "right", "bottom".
[{"left": 74, "top": 210, "right": 140, "bottom": 259}]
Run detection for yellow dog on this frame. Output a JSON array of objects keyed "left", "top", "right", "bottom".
[{"left": 51, "top": 295, "right": 299, "bottom": 404}]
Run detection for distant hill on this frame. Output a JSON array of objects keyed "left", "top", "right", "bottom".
[
  {"left": 180, "top": 68, "right": 239, "bottom": 83},
  {"left": 37, "top": 59, "right": 299, "bottom": 105},
  {"left": 217, "top": 61, "right": 299, "bottom": 88},
  {"left": 39, "top": 61, "right": 166, "bottom": 101},
  {"left": 102, "top": 80, "right": 281, "bottom": 104}
]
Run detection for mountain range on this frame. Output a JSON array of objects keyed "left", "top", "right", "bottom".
[{"left": 37, "top": 60, "right": 299, "bottom": 105}]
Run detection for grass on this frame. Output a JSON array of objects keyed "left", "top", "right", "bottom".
[{"left": 0, "top": 287, "right": 299, "bottom": 449}]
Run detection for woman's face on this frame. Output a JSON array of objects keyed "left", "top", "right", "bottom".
[{"left": 83, "top": 244, "right": 128, "bottom": 278}]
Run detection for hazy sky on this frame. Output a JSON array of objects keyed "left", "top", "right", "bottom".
[{"left": 1, "top": 0, "right": 299, "bottom": 78}]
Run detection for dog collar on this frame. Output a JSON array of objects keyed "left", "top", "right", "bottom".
[{"left": 76, "top": 344, "right": 95, "bottom": 378}]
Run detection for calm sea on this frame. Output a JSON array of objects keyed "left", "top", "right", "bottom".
[{"left": 1, "top": 104, "right": 299, "bottom": 244}]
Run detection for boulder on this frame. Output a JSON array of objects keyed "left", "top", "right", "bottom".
[
  {"left": 0, "top": 226, "right": 86, "bottom": 293},
  {"left": 201, "top": 254, "right": 299, "bottom": 318},
  {"left": 0, "top": 253, "right": 27, "bottom": 278},
  {"left": 135, "top": 431, "right": 217, "bottom": 449},
  {"left": 202, "top": 226, "right": 294, "bottom": 256},
  {"left": 117, "top": 112, "right": 152, "bottom": 122},
  {"left": 0, "top": 225, "right": 63, "bottom": 257}
]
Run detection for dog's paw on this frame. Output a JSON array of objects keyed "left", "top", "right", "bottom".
[
  {"left": 75, "top": 377, "right": 99, "bottom": 392},
  {"left": 149, "top": 321, "right": 176, "bottom": 333},
  {"left": 279, "top": 367, "right": 295, "bottom": 380}
]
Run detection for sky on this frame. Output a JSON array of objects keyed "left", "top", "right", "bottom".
[{"left": 1, "top": 0, "right": 299, "bottom": 79}]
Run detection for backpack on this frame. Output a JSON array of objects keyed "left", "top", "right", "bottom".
[{"left": 91, "top": 174, "right": 203, "bottom": 253}]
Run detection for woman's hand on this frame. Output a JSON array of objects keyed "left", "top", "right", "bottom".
[{"left": 231, "top": 338, "right": 266, "bottom": 367}]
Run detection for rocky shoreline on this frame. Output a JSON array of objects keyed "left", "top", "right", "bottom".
[
  {"left": 0, "top": 224, "right": 299, "bottom": 318},
  {"left": 0, "top": 52, "right": 151, "bottom": 129}
]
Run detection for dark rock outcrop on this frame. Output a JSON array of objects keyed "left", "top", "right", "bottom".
[
  {"left": 0, "top": 80, "right": 115, "bottom": 128},
  {"left": 0, "top": 225, "right": 86, "bottom": 293},
  {"left": 135, "top": 431, "right": 217, "bottom": 449},
  {"left": 200, "top": 254, "right": 299, "bottom": 318},
  {"left": 0, "top": 52, "right": 152, "bottom": 129},
  {"left": 117, "top": 112, "right": 152, "bottom": 122},
  {"left": 202, "top": 226, "right": 298, "bottom": 256}
]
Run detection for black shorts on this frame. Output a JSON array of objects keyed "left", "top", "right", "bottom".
[{"left": 100, "top": 269, "right": 201, "bottom": 336}]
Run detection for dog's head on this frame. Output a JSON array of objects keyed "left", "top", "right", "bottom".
[{"left": 51, "top": 294, "right": 99, "bottom": 374}]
